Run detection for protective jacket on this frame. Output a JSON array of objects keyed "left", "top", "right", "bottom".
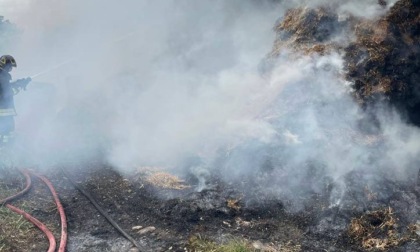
[{"left": 0, "top": 70, "right": 18, "bottom": 116}]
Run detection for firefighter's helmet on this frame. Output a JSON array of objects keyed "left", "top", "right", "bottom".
[{"left": 0, "top": 55, "right": 17, "bottom": 70}]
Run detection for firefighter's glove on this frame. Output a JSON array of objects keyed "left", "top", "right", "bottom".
[{"left": 16, "top": 77, "right": 31, "bottom": 90}]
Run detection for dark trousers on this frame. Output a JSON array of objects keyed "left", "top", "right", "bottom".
[{"left": 0, "top": 116, "right": 15, "bottom": 135}]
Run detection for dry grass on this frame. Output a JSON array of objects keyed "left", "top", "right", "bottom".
[
  {"left": 279, "top": 241, "right": 301, "bottom": 252},
  {"left": 227, "top": 198, "right": 241, "bottom": 211},
  {"left": 302, "top": 44, "right": 334, "bottom": 56},
  {"left": 146, "top": 172, "right": 190, "bottom": 190},
  {"left": 348, "top": 207, "right": 417, "bottom": 250},
  {"left": 270, "top": 0, "right": 420, "bottom": 108},
  {"left": 354, "top": 19, "right": 389, "bottom": 45},
  {"left": 134, "top": 166, "right": 191, "bottom": 190},
  {"left": 271, "top": 7, "right": 341, "bottom": 57}
]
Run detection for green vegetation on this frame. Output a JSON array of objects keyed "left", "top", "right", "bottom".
[
  {"left": 188, "top": 235, "right": 253, "bottom": 252},
  {"left": 0, "top": 202, "right": 34, "bottom": 252},
  {"left": 188, "top": 235, "right": 303, "bottom": 252},
  {"left": 0, "top": 173, "right": 33, "bottom": 252}
]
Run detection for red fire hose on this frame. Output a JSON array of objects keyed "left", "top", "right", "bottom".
[
  {"left": 32, "top": 172, "right": 68, "bottom": 252},
  {"left": 0, "top": 169, "right": 68, "bottom": 252},
  {"left": 0, "top": 169, "right": 31, "bottom": 205},
  {"left": 5, "top": 204, "right": 57, "bottom": 252}
]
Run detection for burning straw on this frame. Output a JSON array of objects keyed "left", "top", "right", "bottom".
[
  {"left": 348, "top": 207, "right": 418, "bottom": 250},
  {"left": 146, "top": 172, "right": 190, "bottom": 190},
  {"left": 134, "top": 167, "right": 190, "bottom": 190}
]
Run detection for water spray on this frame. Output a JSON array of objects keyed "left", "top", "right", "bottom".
[
  {"left": 30, "top": 58, "right": 75, "bottom": 79},
  {"left": 29, "top": 30, "right": 139, "bottom": 80}
]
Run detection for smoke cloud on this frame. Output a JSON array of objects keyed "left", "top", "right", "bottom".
[
  {"left": 284, "top": 0, "right": 398, "bottom": 18},
  {"left": 1, "top": 0, "right": 418, "bottom": 208}
]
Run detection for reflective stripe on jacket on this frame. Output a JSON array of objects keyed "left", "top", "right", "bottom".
[{"left": 0, "top": 108, "right": 16, "bottom": 116}]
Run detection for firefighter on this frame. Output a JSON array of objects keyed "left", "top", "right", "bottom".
[{"left": 0, "top": 55, "right": 31, "bottom": 145}]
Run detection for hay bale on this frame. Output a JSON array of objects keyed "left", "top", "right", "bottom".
[{"left": 269, "top": 0, "right": 420, "bottom": 125}]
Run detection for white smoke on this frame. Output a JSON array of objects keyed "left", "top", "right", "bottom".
[
  {"left": 3, "top": 0, "right": 285, "bottom": 168},
  {"left": 1, "top": 0, "right": 418, "bottom": 208},
  {"left": 285, "top": 0, "right": 398, "bottom": 18}
]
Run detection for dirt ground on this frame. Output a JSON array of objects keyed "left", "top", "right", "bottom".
[{"left": 1, "top": 160, "right": 419, "bottom": 252}]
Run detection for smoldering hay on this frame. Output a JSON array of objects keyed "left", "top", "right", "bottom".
[{"left": 1, "top": 0, "right": 419, "bottom": 207}]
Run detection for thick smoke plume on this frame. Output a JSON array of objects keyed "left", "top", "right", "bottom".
[
  {"left": 1, "top": 0, "right": 419, "bottom": 208},
  {"left": 284, "top": 0, "right": 398, "bottom": 18}
]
